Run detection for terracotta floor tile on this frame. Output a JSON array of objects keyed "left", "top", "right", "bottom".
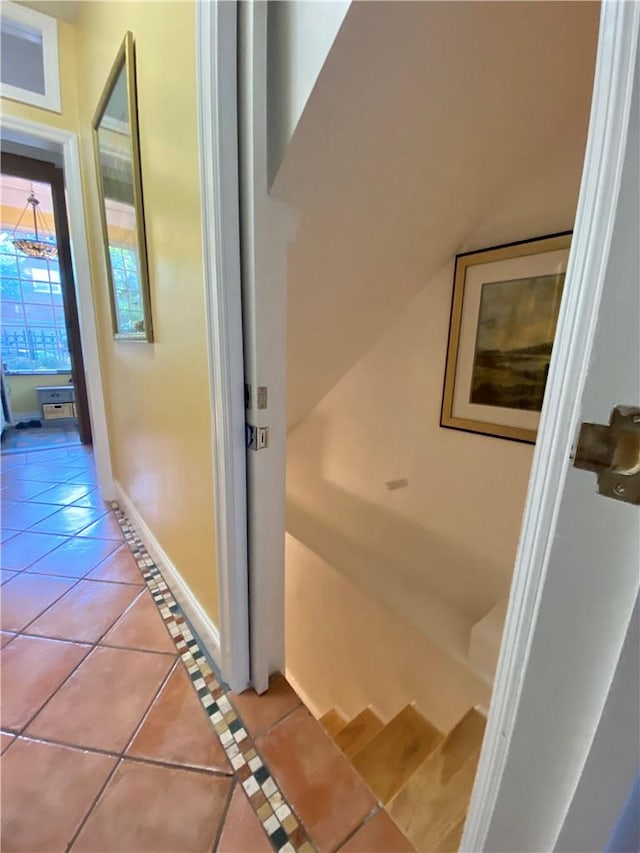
[
  {"left": 72, "top": 759, "right": 232, "bottom": 852},
  {"left": 1, "top": 453, "right": 25, "bottom": 469},
  {"left": 127, "top": 662, "right": 230, "bottom": 772},
  {"left": 75, "top": 512, "right": 125, "bottom": 541},
  {"left": 1, "top": 569, "right": 17, "bottom": 584},
  {"left": 230, "top": 673, "right": 301, "bottom": 737},
  {"left": 0, "top": 527, "right": 18, "bottom": 545},
  {"left": 28, "top": 505, "right": 108, "bottom": 536},
  {"left": 0, "top": 631, "right": 16, "bottom": 648},
  {"left": 216, "top": 784, "right": 273, "bottom": 853},
  {"left": 1, "top": 636, "right": 91, "bottom": 730},
  {"left": 338, "top": 811, "right": 415, "bottom": 852},
  {"left": 24, "top": 449, "right": 70, "bottom": 464},
  {"left": 71, "top": 491, "right": 107, "bottom": 509},
  {"left": 26, "top": 646, "right": 173, "bottom": 752},
  {"left": 0, "top": 480, "right": 50, "bottom": 502},
  {"left": 17, "top": 463, "right": 83, "bottom": 483},
  {"left": 64, "top": 470, "right": 98, "bottom": 486},
  {"left": 1, "top": 731, "right": 15, "bottom": 753},
  {"left": 101, "top": 590, "right": 177, "bottom": 653},
  {"left": 26, "top": 537, "right": 120, "bottom": 579},
  {"left": 258, "top": 706, "right": 376, "bottom": 852},
  {"left": 0, "top": 531, "right": 69, "bottom": 570},
  {"left": 30, "top": 483, "right": 93, "bottom": 506},
  {"left": 0, "top": 573, "right": 75, "bottom": 632},
  {"left": 0, "top": 501, "right": 60, "bottom": 532},
  {"left": 26, "top": 580, "right": 141, "bottom": 643},
  {"left": 86, "top": 545, "right": 144, "bottom": 585},
  {"left": 0, "top": 737, "right": 116, "bottom": 852}
]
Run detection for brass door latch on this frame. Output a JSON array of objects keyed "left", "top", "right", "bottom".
[{"left": 573, "top": 406, "right": 640, "bottom": 505}]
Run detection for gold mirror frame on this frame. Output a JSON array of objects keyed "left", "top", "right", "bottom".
[{"left": 92, "top": 31, "right": 153, "bottom": 342}]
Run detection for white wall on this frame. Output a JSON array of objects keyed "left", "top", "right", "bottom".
[
  {"left": 267, "top": 0, "right": 350, "bottom": 186},
  {"left": 286, "top": 534, "right": 491, "bottom": 732},
  {"left": 276, "top": 1, "right": 600, "bottom": 429},
  {"left": 287, "top": 258, "right": 533, "bottom": 662},
  {"left": 282, "top": 1, "right": 599, "bottom": 726}
]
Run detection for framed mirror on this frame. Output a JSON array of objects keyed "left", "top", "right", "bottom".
[{"left": 92, "top": 31, "right": 152, "bottom": 341}]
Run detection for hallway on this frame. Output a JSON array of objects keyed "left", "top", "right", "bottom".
[{"left": 0, "top": 446, "right": 412, "bottom": 852}]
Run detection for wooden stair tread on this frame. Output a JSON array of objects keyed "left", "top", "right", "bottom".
[
  {"left": 319, "top": 708, "right": 347, "bottom": 736},
  {"left": 387, "top": 709, "right": 486, "bottom": 851},
  {"left": 334, "top": 708, "right": 384, "bottom": 758},
  {"left": 352, "top": 705, "right": 443, "bottom": 803}
]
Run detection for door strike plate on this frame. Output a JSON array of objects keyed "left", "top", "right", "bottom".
[
  {"left": 246, "top": 424, "right": 269, "bottom": 451},
  {"left": 573, "top": 405, "right": 640, "bottom": 504}
]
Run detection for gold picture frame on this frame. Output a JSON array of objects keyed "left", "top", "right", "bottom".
[
  {"left": 441, "top": 232, "right": 571, "bottom": 443},
  {"left": 92, "top": 31, "right": 153, "bottom": 342}
]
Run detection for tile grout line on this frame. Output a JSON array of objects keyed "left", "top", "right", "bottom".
[
  {"left": 8, "top": 571, "right": 154, "bottom": 737},
  {"left": 112, "top": 502, "right": 317, "bottom": 853},
  {"left": 210, "top": 778, "right": 238, "bottom": 853},
  {"left": 2, "top": 728, "right": 234, "bottom": 779},
  {"left": 64, "top": 653, "right": 181, "bottom": 853}
]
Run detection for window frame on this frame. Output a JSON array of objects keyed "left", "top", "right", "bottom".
[{"left": 0, "top": 2, "right": 61, "bottom": 114}]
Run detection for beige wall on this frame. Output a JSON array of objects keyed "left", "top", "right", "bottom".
[
  {"left": 7, "top": 374, "right": 72, "bottom": 416},
  {"left": 2, "top": 3, "right": 219, "bottom": 625},
  {"left": 72, "top": 2, "right": 218, "bottom": 622}
]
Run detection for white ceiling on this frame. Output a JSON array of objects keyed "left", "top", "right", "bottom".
[
  {"left": 276, "top": 1, "right": 601, "bottom": 428},
  {"left": 14, "top": 1, "right": 79, "bottom": 25}
]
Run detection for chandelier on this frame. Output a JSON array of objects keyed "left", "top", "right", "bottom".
[{"left": 12, "top": 189, "right": 58, "bottom": 260}]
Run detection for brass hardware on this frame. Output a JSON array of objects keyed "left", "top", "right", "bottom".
[{"left": 573, "top": 406, "right": 640, "bottom": 504}]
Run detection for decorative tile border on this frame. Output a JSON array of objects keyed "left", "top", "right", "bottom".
[{"left": 111, "top": 503, "right": 315, "bottom": 853}]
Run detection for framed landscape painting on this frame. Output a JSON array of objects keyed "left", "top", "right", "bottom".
[{"left": 441, "top": 232, "right": 571, "bottom": 443}]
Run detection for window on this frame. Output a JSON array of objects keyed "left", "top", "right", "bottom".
[
  {"left": 109, "top": 244, "right": 143, "bottom": 334},
  {"left": 0, "top": 2, "right": 60, "bottom": 113},
  {"left": 0, "top": 230, "right": 71, "bottom": 374}
]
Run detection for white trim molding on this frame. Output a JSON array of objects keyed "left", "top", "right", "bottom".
[
  {"left": 0, "top": 115, "right": 115, "bottom": 500},
  {"left": 114, "top": 481, "right": 221, "bottom": 666},
  {"left": 0, "top": 2, "right": 61, "bottom": 113},
  {"left": 462, "top": 3, "right": 640, "bottom": 850},
  {"left": 196, "top": 0, "right": 250, "bottom": 693}
]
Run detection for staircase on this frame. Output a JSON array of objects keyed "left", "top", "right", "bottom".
[{"left": 319, "top": 704, "right": 485, "bottom": 851}]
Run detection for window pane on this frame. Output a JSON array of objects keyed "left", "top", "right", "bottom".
[
  {"left": 0, "top": 217, "right": 70, "bottom": 373},
  {"left": 1, "top": 301, "right": 24, "bottom": 324},
  {"left": 0, "top": 253, "right": 19, "bottom": 278},
  {"left": 0, "top": 23, "right": 45, "bottom": 96},
  {"left": 24, "top": 303, "right": 54, "bottom": 325},
  {"left": 1, "top": 277, "right": 21, "bottom": 302}
]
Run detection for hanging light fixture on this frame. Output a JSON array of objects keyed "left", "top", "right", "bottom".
[{"left": 12, "top": 188, "right": 58, "bottom": 260}]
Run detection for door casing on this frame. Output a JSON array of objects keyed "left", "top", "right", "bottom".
[
  {"left": 1, "top": 116, "right": 114, "bottom": 499},
  {"left": 1, "top": 151, "right": 92, "bottom": 445}
]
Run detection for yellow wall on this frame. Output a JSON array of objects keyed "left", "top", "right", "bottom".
[
  {"left": 73, "top": 2, "right": 219, "bottom": 622},
  {"left": 7, "top": 373, "right": 72, "bottom": 415},
  {"left": 1, "top": 3, "right": 219, "bottom": 624}
]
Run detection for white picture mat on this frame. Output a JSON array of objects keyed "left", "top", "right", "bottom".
[{"left": 452, "top": 248, "right": 569, "bottom": 430}]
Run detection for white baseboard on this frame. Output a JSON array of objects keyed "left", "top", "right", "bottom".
[{"left": 114, "top": 481, "right": 222, "bottom": 670}]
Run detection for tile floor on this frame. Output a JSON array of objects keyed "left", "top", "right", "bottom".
[{"left": 1, "top": 446, "right": 413, "bottom": 852}]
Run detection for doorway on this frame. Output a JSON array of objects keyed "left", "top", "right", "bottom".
[{"left": 1, "top": 152, "right": 92, "bottom": 456}]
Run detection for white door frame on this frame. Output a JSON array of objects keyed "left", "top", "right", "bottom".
[
  {"left": 196, "top": 0, "right": 251, "bottom": 693},
  {"left": 463, "top": 2, "right": 640, "bottom": 848},
  {"left": 0, "top": 115, "right": 114, "bottom": 500}
]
